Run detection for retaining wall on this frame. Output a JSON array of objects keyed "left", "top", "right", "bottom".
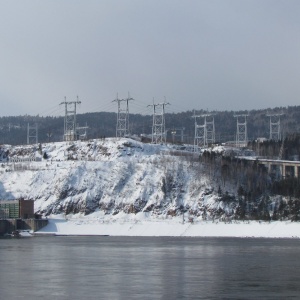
[{"left": 0, "top": 219, "right": 48, "bottom": 235}]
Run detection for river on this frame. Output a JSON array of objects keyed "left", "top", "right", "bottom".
[{"left": 0, "top": 236, "right": 300, "bottom": 299}]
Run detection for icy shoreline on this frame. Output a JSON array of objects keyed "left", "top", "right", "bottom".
[{"left": 36, "top": 218, "right": 300, "bottom": 238}]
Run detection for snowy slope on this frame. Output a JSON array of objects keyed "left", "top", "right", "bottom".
[
  {"left": 3, "top": 138, "right": 300, "bottom": 237},
  {"left": 0, "top": 138, "right": 230, "bottom": 221}
]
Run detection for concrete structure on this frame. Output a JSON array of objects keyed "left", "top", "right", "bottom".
[
  {"left": 256, "top": 159, "right": 300, "bottom": 178},
  {"left": 0, "top": 219, "right": 48, "bottom": 235}
]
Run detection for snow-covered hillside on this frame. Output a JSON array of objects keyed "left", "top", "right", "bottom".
[{"left": 0, "top": 138, "right": 233, "bottom": 221}]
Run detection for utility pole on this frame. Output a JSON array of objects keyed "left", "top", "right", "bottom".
[
  {"left": 174, "top": 127, "right": 186, "bottom": 143},
  {"left": 266, "top": 112, "right": 284, "bottom": 141},
  {"left": 27, "top": 123, "right": 38, "bottom": 145},
  {"left": 60, "top": 96, "right": 81, "bottom": 141},
  {"left": 234, "top": 113, "right": 249, "bottom": 147},
  {"left": 148, "top": 99, "right": 170, "bottom": 144},
  {"left": 113, "top": 93, "right": 134, "bottom": 138},
  {"left": 278, "top": 131, "right": 285, "bottom": 160},
  {"left": 76, "top": 122, "right": 89, "bottom": 140},
  {"left": 171, "top": 129, "right": 176, "bottom": 144},
  {"left": 168, "top": 128, "right": 185, "bottom": 144},
  {"left": 192, "top": 111, "right": 215, "bottom": 151},
  {"left": 46, "top": 130, "right": 53, "bottom": 143}
]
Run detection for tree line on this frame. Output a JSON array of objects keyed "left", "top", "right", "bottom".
[{"left": 1, "top": 105, "right": 300, "bottom": 145}]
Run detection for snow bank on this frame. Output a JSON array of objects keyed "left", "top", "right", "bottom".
[{"left": 36, "top": 218, "right": 300, "bottom": 238}]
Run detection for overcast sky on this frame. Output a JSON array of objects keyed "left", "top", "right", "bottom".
[{"left": 1, "top": 0, "right": 300, "bottom": 117}]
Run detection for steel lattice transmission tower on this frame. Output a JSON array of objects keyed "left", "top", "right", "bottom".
[
  {"left": 148, "top": 100, "right": 170, "bottom": 144},
  {"left": 113, "top": 94, "right": 134, "bottom": 138},
  {"left": 60, "top": 96, "right": 81, "bottom": 141},
  {"left": 205, "top": 114, "right": 215, "bottom": 145},
  {"left": 193, "top": 111, "right": 205, "bottom": 151},
  {"left": 27, "top": 123, "right": 38, "bottom": 144},
  {"left": 192, "top": 111, "right": 215, "bottom": 151},
  {"left": 266, "top": 112, "right": 283, "bottom": 141},
  {"left": 234, "top": 113, "right": 249, "bottom": 147}
]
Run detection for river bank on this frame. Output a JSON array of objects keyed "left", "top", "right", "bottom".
[{"left": 35, "top": 217, "right": 300, "bottom": 238}]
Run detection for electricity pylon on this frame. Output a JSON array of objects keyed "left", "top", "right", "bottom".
[
  {"left": 205, "top": 114, "right": 215, "bottom": 145},
  {"left": 113, "top": 93, "right": 133, "bottom": 137},
  {"left": 234, "top": 113, "right": 249, "bottom": 147},
  {"left": 27, "top": 123, "right": 38, "bottom": 144},
  {"left": 266, "top": 112, "right": 283, "bottom": 141},
  {"left": 192, "top": 111, "right": 215, "bottom": 151},
  {"left": 148, "top": 100, "right": 169, "bottom": 144},
  {"left": 193, "top": 111, "right": 205, "bottom": 151},
  {"left": 60, "top": 96, "right": 81, "bottom": 141}
]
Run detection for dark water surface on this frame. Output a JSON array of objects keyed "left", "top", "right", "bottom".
[{"left": 0, "top": 236, "right": 300, "bottom": 299}]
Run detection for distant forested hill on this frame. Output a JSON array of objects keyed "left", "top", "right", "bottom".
[{"left": 0, "top": 105, "right": 300, "bottom": 145}]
